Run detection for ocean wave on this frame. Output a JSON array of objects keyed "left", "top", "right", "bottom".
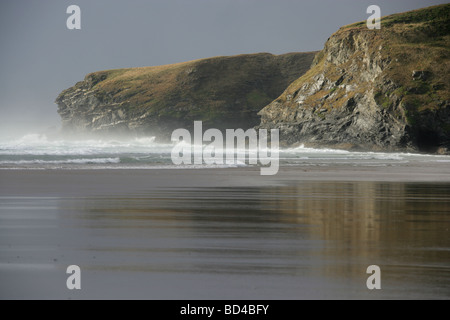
[
  {"left": 0, "top": 163, "right": 249, "bottom": 170},
  {"left": 283, "top": 144, "right": 351, "bottom": 154},
  {"left": 1, "top": 133, "right": 450, "bottom": 169},
  {"left": 0, "top": 158, "right": 121, "bottom": 165},
  {"left": 0, "top": 134, "right": 173, "bottom": 156}
]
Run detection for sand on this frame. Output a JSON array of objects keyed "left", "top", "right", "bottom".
[
  {"left": 1, "top": 163, "right": 450, "bottom": 197},
  {"left": 1, "top": 165, "right": 450, "bottom": 300}
]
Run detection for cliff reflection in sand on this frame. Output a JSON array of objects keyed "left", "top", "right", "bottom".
[{"left": 31, "top": 181, "right": 449, "bottom": 299}]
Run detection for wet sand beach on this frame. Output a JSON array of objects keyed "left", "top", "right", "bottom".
[
  {"left": 2, "top": 161, "right": 450, "bottom": 197},
  {"left": 1, "top": 166, "right": 450, "bottom": 299}
]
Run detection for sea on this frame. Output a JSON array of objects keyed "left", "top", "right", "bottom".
[{"left": 1, "top": 132, "right": 450, "bottom": 170}]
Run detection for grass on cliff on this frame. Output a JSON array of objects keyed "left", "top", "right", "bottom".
[
  {"left": 93, "top": 61, "right": 194, "bottom": 108},
  {"left": 381, "top": 5, "right": 449, "bottom": 115},
  {"left": 275, "top": 3, "right": 449, "bottom": 118},
  {"left": 60, "top": 52, "right": 316, "bottom": 127},
  {"left": 342, "top": 3, "right": 449, "bottom": 99},
  {"left": 343, "top": 4, "right": 449, "bottom": 33}
]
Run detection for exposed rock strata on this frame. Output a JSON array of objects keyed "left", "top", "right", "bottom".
[{"left": 257, "top": 4, "right": 450, "bottom": 152}]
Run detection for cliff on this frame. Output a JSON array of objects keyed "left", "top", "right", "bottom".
[
  {"left": 56, "top": 52, "right": 316, "bottom": 138},
  {"left": 257, "top": 4, "right": 450, "bottom": 153}
]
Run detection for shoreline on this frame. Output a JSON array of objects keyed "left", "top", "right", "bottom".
[{"left": 2, "top": 163, "right": 450, "bottom": 197}]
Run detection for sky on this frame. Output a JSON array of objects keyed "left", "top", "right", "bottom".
[{"left": 0, "top": 0, "right": 447, "bottom": 135}]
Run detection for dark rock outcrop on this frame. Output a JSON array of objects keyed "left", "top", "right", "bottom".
[
  {"left": 257, "top": 4, "right": 450, "bottom": 153},
  {"left": 56, "top": 52, "right": 316, "bottom": 139}
]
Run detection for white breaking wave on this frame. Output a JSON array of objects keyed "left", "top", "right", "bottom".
[
  {"left": 1, "top": 133, "right": 450, "bottom": 169},
  {"left": 0, "top": 134, "right": 173, "bottom": 156},
  {"left": 281, "top": 145, "right": 409, "bottom": 161},
  {"left": 283, "top": 144, "right": 351, "bottom": 154},
  {"left": 0, "top": 158, "right": 121, "bottom": 165}
]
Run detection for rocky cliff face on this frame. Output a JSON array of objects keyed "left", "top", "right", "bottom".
[
  {"left": 257, "top": 4, "right": 450, "bottom": 153},
  {"left": 56, "top": 52, "right": 316, "bottom": 139}
]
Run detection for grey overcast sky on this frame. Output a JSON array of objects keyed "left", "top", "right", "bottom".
[{"left": 0, "top": 0, "right": 447, "bottom": 134}]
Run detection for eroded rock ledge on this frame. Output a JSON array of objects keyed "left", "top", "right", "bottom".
[{"left": 257, "top": 4, "right": 450, "bottom": 153}]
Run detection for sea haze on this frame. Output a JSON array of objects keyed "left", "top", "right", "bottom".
[{"left": 1, "top": 133, "right": 450, "bottom": 170}]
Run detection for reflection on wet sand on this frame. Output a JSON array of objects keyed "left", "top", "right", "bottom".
[
  {"left": 267, "top": 182, "right": 450, "bottom": 293},
  {"left": 1, "top": 181, "right": 449, "bottom": 299}
]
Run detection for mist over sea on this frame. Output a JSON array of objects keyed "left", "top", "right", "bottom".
[{"left": 1, "top": 132, "right": 450, "bottom": 170}]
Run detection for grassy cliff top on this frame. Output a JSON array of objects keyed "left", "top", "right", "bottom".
[
  {"left": 339, "top": 3, "right": 449, "bottom": 94},
  {"left": 57, "top": 52, "right": 317, "bottom": 129},
  {"left": 278, "top": 4, "right": 449, "bottom": 112},
  {"left": 343, "top": 3, "right": 449, "bottom": 32}
]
